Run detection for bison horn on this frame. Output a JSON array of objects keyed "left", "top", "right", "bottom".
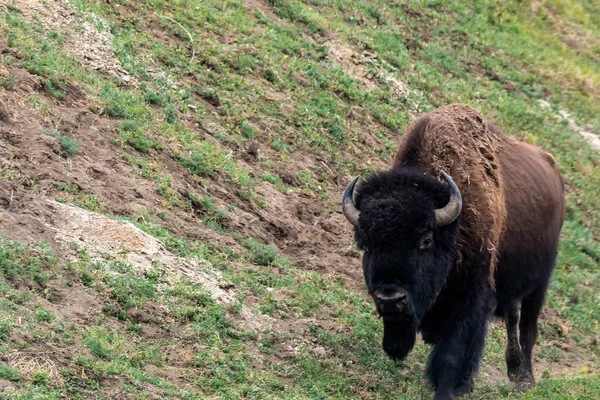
[
  {"left": 342, "top": 176, "right": 361, "bottom": 227},
  {"left": 435, "top": 171, "right": 463, "bottom": 227}
]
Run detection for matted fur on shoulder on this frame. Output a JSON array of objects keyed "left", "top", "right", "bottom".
[{"left": 393, "top": 103, "right": 514, "bottom": 286}]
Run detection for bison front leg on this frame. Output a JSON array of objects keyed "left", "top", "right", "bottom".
[{"left": 426, "top": 297, "right": 493, "bottom": 399}]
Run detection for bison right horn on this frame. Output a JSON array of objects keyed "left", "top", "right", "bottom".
[
  {"left": 342, "top": 176, "right": 361, "bottom": 227},
  {"left": 435, "top": 171, "right": 463, "bottom": 227}
]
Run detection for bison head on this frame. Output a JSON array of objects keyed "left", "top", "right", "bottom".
[{"left": 342, "top": 168, "right": 462, "bottom": 360}]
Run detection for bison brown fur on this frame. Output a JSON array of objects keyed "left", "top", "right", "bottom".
[{"left": 343, "top": 104, "right": 565, "bottom": 399}]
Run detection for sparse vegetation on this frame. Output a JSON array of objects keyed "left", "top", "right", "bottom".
[
  {"left": 44, "top": 129, "right": 82, "bottom": 156},
  {"left": 115, "top": 119, "right": 162, "bottom": 153},
  {"left": 0, "top": 0, "right": 599, "bottom": 398},
  {"left": 243, "top": 238, "right": 281, "bottom": 266},
  {"left": 1, "top": 74, "right": 15, "bottom": 89},
  {"left": 53, "top": 182, "right": 104, "bottom": 212},
  {"left": 0, "top": 365, "right": 21, "bottom": 381}
]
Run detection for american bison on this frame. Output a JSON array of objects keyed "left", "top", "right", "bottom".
[{"left": 342, "top": 104, "right": 565, "bottom": 399}]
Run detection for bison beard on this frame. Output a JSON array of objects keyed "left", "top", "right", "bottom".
[{"left": 382, "top": 317, "right": 417, "bottom": 361}]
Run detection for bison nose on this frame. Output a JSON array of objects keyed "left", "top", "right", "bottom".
[
  {"left": 374, "top": 288, "right": 408, "bottom": 304},
  {"left": 374, "top": 287, "right": 410, "bottom": 314}
]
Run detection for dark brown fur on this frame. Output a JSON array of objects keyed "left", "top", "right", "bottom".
[
  {"left": 394, "top": 105, "right": 501, "bottom": 287},
  {"left": 356, "top": 103, "right": 565, "bottom": 398},
  {"left": 393, "top": 104, "right": 564, "bottom": 287}
]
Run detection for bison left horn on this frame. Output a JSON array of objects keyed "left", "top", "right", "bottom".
[
  {"left": 342, "top": 176, "right": 361, "bottom": 227},
  {"left": 435, "top": 171, "right": 463, "bottom": 227}
]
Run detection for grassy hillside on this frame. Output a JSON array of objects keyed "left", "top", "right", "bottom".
[{"left": 0, "top": 0, "right": 599, "bottom": 398}]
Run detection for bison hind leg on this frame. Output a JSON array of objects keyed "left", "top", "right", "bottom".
[
  {"left": 501, "top": 302, "right": 525, "bottom": 383},
  {"left": 500, "top": 282, "right": 548, "bottom": 389},
  {"left": 516, "top": 284, "right": 549, "bottom": 388}
]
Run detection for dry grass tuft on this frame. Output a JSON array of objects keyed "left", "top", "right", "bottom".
[{"left": 7, "top": 350, "right": 65, "bottom": 387}]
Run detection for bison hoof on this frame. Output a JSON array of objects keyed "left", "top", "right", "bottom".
[
  {"left": 516, "top": 376, "right": 535, "bottom": 390},
  {"left": 512, "top": 368, "right": 535, "bottom": 390},
  {"left": 433, "top": 389, "right": 456, "bottom": 400},
  {"left": 456, "top": 383, "right": 473, "bottom": 397}
]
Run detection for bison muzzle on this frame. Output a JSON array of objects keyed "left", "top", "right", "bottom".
[{"left": 342, "top": 104, "right": 565, "bottom": 400}]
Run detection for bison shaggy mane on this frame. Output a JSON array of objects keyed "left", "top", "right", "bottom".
[{"left": 393, "top": 103, "right": 515, "bottom": 286}]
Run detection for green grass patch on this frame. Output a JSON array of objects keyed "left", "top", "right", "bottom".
[
  {"left": 242, "top": 239, "right": 283, "bottom": 267},
  {"left": 44, "top": 129, "right": 82, "bottom": 156},
  {"left": 0, "top": 237, "right": 57, "bottom": 284},
  {"left": 115, "top": 119, "right": 162, "bottom": 153},
  {"left": 0, "top": 365, "right": 21, "bottom": 381}
]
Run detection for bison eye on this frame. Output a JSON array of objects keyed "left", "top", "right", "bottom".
[{"left": 418, "top": 233, "right": 433, "bottom": 250}]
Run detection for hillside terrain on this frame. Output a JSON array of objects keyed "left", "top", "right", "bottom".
[{"left": 0, "top": 0, "right": 599, "bottom": 398}]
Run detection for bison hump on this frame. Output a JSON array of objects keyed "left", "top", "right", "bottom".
[{"left": 394, "top": 103, "right": 512, "bottom": 286}]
